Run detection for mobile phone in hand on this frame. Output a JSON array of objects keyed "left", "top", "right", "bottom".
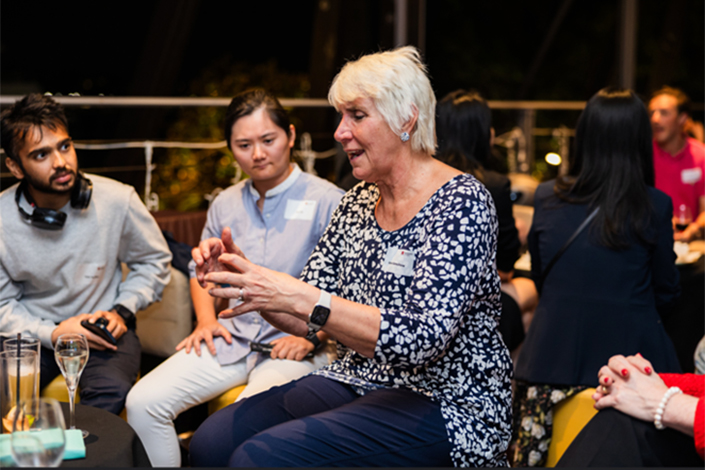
[
  {"left": 250, "top": 341, "right": 314, "bottom": 358},
  {"left": 250, "top": 341, "right": 274, "bottom": 354},
  {"left": 81, "top": 317, "right": 117, "bottom": 345}
]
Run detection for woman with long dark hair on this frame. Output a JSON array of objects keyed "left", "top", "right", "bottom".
[
  {"left": 436, "top": 89, "right": 537, "bottom": 352},
  {"left": 512, "top": 88, "right": 682, "bottom": 466}
]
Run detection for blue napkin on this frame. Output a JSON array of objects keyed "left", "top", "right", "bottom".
[
  {"left": 0, "top": 429, "right": 85, "bottom": 465},
  {"left": 64, "top": 429, "right": 86, "bottom": 459}
]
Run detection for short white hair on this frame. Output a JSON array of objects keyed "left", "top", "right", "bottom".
[{"left": 328, "top": 46, "right": 436, "bottom": 155}]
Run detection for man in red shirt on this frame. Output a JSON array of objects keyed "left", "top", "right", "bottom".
[{"left": 650, "top": 86, "right": 705, "bottom": 242}]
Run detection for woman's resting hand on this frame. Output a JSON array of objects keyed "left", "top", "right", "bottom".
[
  {"left": 270, "top": 335, "right": 315, "bottom": 361},
  {"left": 176, "top": 318, "right": 233, "bottom": 356},
  {"left": 594, "top": 354, "right": 698, "bottom": 437},
  {"left": 593, "top": 354, "right": 667, "bottom": 422}
]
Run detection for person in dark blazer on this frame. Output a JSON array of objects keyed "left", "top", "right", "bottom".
[
  {"left": 511, "top": 88, "right": 682, "bottom": 467},
  {"left": 436, "top": 89, "right": 538, "bottom": 352}
]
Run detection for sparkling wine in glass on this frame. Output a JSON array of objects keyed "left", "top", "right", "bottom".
[
  {"left": 10, "top": 397, "right": 66, "bottom": 467},
  {"left": 54, "top": 334, "right": 89, "bottom": 438}
]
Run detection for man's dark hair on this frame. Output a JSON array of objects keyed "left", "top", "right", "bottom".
[
  {"left": 651, "top": 86, "right": 691, "bottom": 116},
  {"left": 0, "top": 94, "right": 69, "bottom": 163},
  {"left": 555, "top": 87, "right": 655, "bottom": 250},
  {"left": 223, "top": 89, "right": 291, "bottom": 151}
]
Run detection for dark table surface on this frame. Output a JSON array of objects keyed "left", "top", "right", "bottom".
[{"left": 60, "top": 402, "right": 150, "bottom": 468}]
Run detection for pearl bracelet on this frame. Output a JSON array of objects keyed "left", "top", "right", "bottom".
[{"left": 654, "top": 386, "right": 682, "bottom": 430}]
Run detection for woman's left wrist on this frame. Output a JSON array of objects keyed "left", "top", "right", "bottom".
[{"left": 291, "top": 283, "right": 320, "bottom": 323}]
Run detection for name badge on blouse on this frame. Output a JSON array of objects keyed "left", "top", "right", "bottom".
[
  {"left": 382, "top": 247, "right": 415, "bottom": 277},
  {"left": 284, "top": 200, "right": 317, "bottom": 220},
  {"left": 681, "top": 167, "right": 702, "bottom": 185}
]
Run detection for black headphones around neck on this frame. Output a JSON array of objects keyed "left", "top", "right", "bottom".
[{"left": 15, "top": 173, "right": 93, "bottom": 230}]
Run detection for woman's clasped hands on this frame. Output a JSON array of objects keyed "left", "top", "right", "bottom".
[{"left": 592, "top": 354, "right": 666, "bottom": 422}]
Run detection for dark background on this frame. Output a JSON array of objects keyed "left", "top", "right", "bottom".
[{"left": 1, "top": 0, "right": 703, "bottom": 199}]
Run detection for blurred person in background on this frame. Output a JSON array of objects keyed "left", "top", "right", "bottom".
[
  {"left": 435, "top": 89, "right": 537, "bottom": 351},
  {"left": 512, "top": 88, "right": 682, "bottom": 466},
  {"left": 649, "top": 86, "right": 705, "bottom": 242}
]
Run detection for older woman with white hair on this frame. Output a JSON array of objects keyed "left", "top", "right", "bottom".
[{"left": 188, "top": 46, "right": 513, "bottom": 467}]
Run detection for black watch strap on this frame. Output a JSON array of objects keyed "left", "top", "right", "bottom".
[
  {"left": 305, "top": 331, "right": 322, "bottom": 349},
  {"left": 113, "top": 304, "right": 135, "bottom": 328}
]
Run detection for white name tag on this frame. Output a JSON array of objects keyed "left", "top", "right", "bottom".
[
  {"left": 381, "top": 247, "right": 415, "bottom": 277},
  {"left": 75, "top": 263, "right": 106, "bottom": 284},
  {"left": 284, "top": 200, "right": 317, "bottom": 220},
  {"left": 681, "top": 167, "right": 702, "bottom": 185}
]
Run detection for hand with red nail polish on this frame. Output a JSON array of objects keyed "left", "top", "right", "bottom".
[{"left": 591, "top": 353, "right": 700, "bottom": 441}]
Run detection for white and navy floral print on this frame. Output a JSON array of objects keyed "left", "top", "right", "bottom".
[{"left": 302, "top": 174, "right": 513, "bottom": 467}]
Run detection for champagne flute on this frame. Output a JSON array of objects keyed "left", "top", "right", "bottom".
[
  {"left": 10, "top": 397, "right": 66, "bottom": 467},
  {"left": 54, "top": 334, "right": 89, "bottom": 438}
]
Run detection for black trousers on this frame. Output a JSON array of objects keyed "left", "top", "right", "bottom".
[
  {"left": 40, "top": 328, "right": 141, "bottom": 415},
  {"left": 189, "top": 375, "right": 454, "bottom": 467},
  {"left": 557, "top": 407, "right": 702, "bottom": 467}
]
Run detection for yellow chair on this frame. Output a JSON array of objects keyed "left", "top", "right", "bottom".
[
  {"left": 41, "top": 374, "right": 139, "bottom": 421},
  {"left": 208, "top": 385, "right": 246, "bottom": 415},
  {"left": 41, "top": 374, "right": 78, "bottom": 404},
  {"left": 545, "top": 387, "right": 598, "bottom": 467}
]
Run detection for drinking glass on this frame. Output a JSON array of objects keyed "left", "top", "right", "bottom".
[
  {"left": 53, "top": 334, "right": 89, "bottom": 438},
  {"left": 10, "top": 397, "right": 66, "bottom": 467},
  {"left": 3, "top": 337, "right": 41, "bottom": 399},
  {"left": 674, "top": 204, "right": 693, "bottom": 233},
  {"left": 0, "top": 350, "right": 38, "bottom": 434}
]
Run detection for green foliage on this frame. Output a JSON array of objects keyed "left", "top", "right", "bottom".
[{"left": 153, "top": 58, "right": 310, "bottom": 211}]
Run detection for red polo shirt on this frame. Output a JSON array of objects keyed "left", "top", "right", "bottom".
[{"left": 653, "top": 137, "right": 705, "bottom": 217}]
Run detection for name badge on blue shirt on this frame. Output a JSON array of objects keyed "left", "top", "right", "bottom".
[
  {"left": 285, "top": 200, "right": 317, "bottom": 220},
  {"left": 382, "top": 247, "right": 415, "bottom": 277}
]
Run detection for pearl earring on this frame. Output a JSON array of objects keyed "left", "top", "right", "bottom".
[{"left": 400, "top": 132, "right": 410, "bottom": 142}]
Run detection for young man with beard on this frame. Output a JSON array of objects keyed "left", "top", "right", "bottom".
[
  {"left": 649, "top": 86, "right": 705, "bottom": 242},
  {"left": 0, "top": 94, "right": 172, "bottom": 414}
]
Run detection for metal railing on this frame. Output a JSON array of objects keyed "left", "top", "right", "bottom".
[
  {"left": 0, "top": 95, "right": 590, "bottom": 207},
  {"left": 46, "top": 135, "right": 334, "bottom": 211},
  {"left": 0, "top": 95, "right": 588, "bottom": 110}
]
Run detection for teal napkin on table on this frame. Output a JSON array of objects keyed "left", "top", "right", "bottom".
[
  {"left": 63, "top": 429, "right": 86, "bottom": 459},
  {"left": 0, "top": 429, "right": 85, "bottom": 465}
]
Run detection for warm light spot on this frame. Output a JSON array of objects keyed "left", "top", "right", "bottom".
[{"left": 545, "top": 152, "right": 562, "bottom": 166}]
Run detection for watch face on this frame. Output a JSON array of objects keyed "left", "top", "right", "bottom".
[{"left": 310, "top": 305, "right": 330, "bottom": 327}]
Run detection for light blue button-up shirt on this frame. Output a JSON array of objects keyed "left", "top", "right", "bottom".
[{"left": 188, "top": 164, "right": 343, "bottom": 369}]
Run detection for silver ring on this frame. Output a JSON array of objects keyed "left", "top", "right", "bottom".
[{"left": 238, "top": 288, "right": 244, "bottom": 301}]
